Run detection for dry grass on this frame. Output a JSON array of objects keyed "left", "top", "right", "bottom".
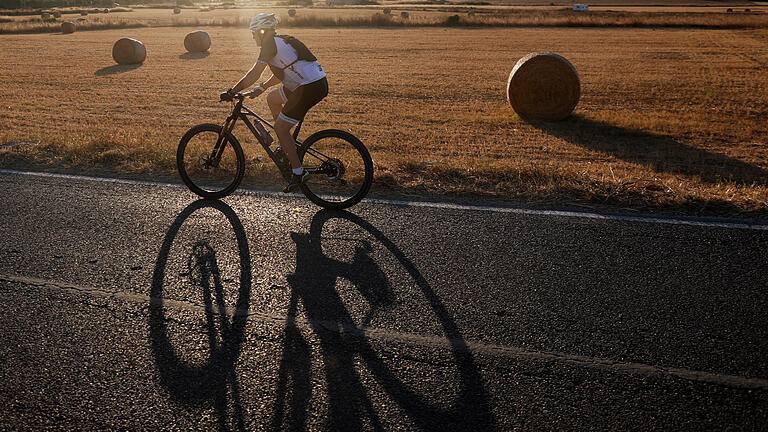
[
  {"left": 4, "top": 6, "right": 768, "bottom": 33},
  {"left": 0, "top": 7, "right": 133, "bottom": 15},
  {"left": 0, "top": 17, "right": 146, "bottom": 34},
  {"left": 0, "top": 26, "right": 767, "bottom": 216}
]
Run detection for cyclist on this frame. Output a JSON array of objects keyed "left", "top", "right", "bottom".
[{"left": 225, "top": 12, "right": 328, "bottom": 193}]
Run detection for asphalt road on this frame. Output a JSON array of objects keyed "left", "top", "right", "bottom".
[{"left": 0, "top": 170, "right": 767, "bottom": 430}]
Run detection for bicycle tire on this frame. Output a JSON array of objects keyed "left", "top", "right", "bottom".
[
  {"left": 297, "top": 129, "right": 373, "bottom": 209},
  {"left": 177, "top": 123, "right": 245, "bottom": 199}
]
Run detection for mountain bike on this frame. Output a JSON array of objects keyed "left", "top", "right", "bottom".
[{"left": 176, "top": 90, "right": 373, "bottom": 209}]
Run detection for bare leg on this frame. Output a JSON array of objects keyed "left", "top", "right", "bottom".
[
  {"left": 266, "top": 90, "right": 284, "bottom": 121},
  {"left": 267, "top": 88, "right": 301, "bottom": 171},
  {"left": 275, "top": 117, "right": 301, "bottom": 170}
]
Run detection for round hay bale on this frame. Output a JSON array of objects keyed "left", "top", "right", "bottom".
[
  {"left": 173, "top": 7, "right": 181, "bottom": 14},
  {"left": 61, "top": 21, "right": 76, "bottom": 33},
  {"left": 726, "top": 8, "right": 733, "bottom": 12},
  {"left": 184, "top": 30, "right": 211, "bottom": 53},
  {"left": 445, "top": 14, "right": 460, "bottom": 25},
  {"left": 400, "top": 11, "right": 409, "bottom": 18},
  {"left": 745, "top": 8, "right": 751, "bottom": 12},
  {"left": 103, "top": 8, "right": 110, "bottom": 13},
  {"left": 383, "top": 7, "right": 391, "bottom": 14},
  {"left": 112, "top": 37, "right": 146, "bottom": 65},
  {"left": 288, "top": 8, "right": 297, "bottom": 17},
  {"left": 506, "top": 52, "right": 580, "bottom": 121},
  {"left": 53, "top": 11, "right": 62, "bottom": 18}
]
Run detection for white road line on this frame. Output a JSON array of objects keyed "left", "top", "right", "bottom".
[
  {"left": 2, "top": 273, "right": 768, "bottom": 390},
  {"left": 366, "top": 198, "right": 768, "bottom": 231},
  {"left": 1, "top": 168, "right": 766, "bottom": 231}
]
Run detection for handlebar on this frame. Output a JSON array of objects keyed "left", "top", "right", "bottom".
[{"left": 220, "top": 89, "right": 262, "bottom": 103}]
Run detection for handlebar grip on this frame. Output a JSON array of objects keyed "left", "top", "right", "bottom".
[{"left": 220, "top": 92, "right": 247, "bottom": 102}]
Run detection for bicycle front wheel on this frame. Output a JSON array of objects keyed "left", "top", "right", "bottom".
[
  {"left": 298, "top": 129, "right": 373, "bottom": 209},
  {"left": 177, "top": 123, "right": 245, "bottom": 199}
]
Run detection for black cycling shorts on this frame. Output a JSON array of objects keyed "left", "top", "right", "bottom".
[{"left": 277, "top": 77, "right": 328, "bottom": 125}]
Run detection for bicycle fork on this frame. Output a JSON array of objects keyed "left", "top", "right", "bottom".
[{"left": 208, "top": 114, "right": 238, "bottom": 168}]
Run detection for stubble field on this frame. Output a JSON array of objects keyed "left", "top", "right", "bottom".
[{"left": 0, "top": 21, "right": 767, "bottom": 216}]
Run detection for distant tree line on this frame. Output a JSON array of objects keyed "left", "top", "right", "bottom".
[
  {"left": 0, "top": 0, "right": 195, "bottom": 8},
  {"left": 1, "top": 0, "right": 102, "bottom": 7}
]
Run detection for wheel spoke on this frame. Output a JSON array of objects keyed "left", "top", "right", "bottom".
[
  {"left": 299, "top": 130, "right": 372, "bottom": 209},
  {"left": 177, "top": 125, "right": 244, "bottom": 199}
]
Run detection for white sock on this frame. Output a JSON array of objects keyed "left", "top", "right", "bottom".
[{"left": 292, "top": 167, "right": 304, "bottom": 175}]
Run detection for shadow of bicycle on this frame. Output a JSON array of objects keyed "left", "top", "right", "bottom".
[
  {"left": 270, "top": 209, "right": 497, "bottom": 430},
  {"left": 148, "top": 202, "right": 496, "bottom": 430},
  {"left": 149, "top": 199, "right": 252, "bottom": 432}
]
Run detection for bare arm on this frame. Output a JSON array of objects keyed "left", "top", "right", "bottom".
[
  {"left": 231, "top": 62, "right": 268, "bottom": 94},
  {"left": 261, "top": 74, "right": 281, "bottom": 89}
]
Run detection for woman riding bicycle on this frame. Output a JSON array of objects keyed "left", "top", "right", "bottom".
[{"left": 225, "top": 12, "right": 328, "bottom": 192}]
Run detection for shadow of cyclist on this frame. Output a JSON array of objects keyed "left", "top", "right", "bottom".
[
  {"left": 270, "top": 209, "right": 497, "bottom": 431},
  {"left": 149, "top": 199, "right": 252, "bottom": 432}
]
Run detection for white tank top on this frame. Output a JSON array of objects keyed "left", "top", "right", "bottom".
[{"left": 263, "top": 36, "right": 326, "bottom": 91}]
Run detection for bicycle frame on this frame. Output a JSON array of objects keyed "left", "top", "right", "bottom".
[{"left": 210, "top": 97, "right": 338, "bottom": 180}]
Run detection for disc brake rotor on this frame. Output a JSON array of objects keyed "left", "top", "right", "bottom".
[
  {"left": 198, "top": 152, "right": 213, "bottom": 174},
  {"left": 323, "top": 158, "right": 345, "bottom": 180}
]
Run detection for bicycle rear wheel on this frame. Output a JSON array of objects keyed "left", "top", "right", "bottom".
[
  {"left": 298, "top": 129, "right": 373, "bottom": 209},
  {"left": 177, "top": 123, "right": 245, "bottom": 199}
]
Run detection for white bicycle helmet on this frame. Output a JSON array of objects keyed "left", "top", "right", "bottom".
[{"left": 249, "top": 13, "right": 278, "bottom": 32}]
